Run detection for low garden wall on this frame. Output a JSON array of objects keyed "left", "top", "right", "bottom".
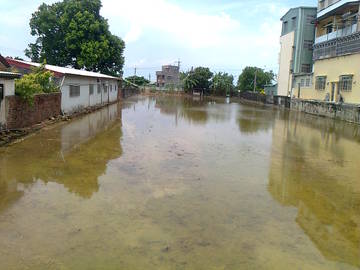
[
  {"left": 239, "top": 91, "right": 266, "bottom": 104},
  {"left": 6, "top": 92, "right": 61, "bottom": 129},
  {"left": 122, "top": 87, "right": 140, "bottom": 99},
  {"left": 291, "top": 99, "right": 360, "bottom": 124}
]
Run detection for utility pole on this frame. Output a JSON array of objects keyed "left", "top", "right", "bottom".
[
  {"left": 133, "top": 66, "right": 137, "bottom": 85},
  {"left": 253, "top": 69, "right": 257, "bottom": 93},
  {"left": 177, "top": 59, "right": 181, "bottom": 69},
  {"left": 149, "top": 73, "right": 151, "bottom": 82}
]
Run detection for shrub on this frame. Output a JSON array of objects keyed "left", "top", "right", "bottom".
[{"left": 15, "top": 64, "right": 59, "bottom": 105}]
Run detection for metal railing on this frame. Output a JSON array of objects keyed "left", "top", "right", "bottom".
[{"left": 313, "top": 31, "right": 360, "bottom": 60}]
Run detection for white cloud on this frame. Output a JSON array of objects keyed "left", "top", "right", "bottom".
[{"left": 102, "top": 0, "right": 240, "bottom": 49}]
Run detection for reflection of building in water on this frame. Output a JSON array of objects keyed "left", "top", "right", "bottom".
[
  {"left": 237, "top": 106, "right": 274, "bottom": 134},
  {"left": 268, "top": 112, "right": 360, "bottom": 268},
  {"left": 0, "top": 103, "right": 123, "bottom": 205}
]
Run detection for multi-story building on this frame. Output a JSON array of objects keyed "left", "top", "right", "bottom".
[
  {"left": 156, "top": 65, "right": 180, "bottom": 89},
  {"left": 277, "top": 7, "right": 317, "bottom": 98},
  {"left": 295, "top": 0, "right": 360, "bottom": 103}
]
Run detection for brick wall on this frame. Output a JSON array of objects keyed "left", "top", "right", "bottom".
[{"left": 6, "top": 92, "right": 61, "bottom": 129}]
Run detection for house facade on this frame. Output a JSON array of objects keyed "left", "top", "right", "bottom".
[
  {"left": 294, "top": 0, "right": 360, "bottom": 104},
  {"left": 156, "top": 65, "right": 180, "bottom": 89},
  {"left": 277, "top": 7, "right": 317, "bottom": 97},
  {"left": 0, "top": 55, "right": 21, "bottom": 128},
  {"left": 7, "top": 59, "right": 120, "bottom": 114}
]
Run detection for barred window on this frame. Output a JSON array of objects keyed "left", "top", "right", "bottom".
[
  {"left": 301, "top": 64, "right": 311, "bottom": 73},
  {"left": 89, "top": 84, "right": 94, "bottom": 95},
  {"left": 104, "top": 85, "right": 108, "bottom": 93},
  {"left": 110, "top": 85, "right": 113, "bottom": 92},
  {"left": 303, "top": 40, "right": 314, "bottom": 50},
  {"left": 97, "top": 84, "right": 101, "bottom": 94},
  {"left": 69, "top": 85, "right": 80, "bottom": 97},
  {"left": 339, "top": 75, "right": 353, "bottom": 91},
  {"left": 315, "top": 76, "right": 326, "bottom": 90},
  {"left": 305, "top": 77, "right": 311, "bottom": 87},
  {"left": 300, "top": 78, "right": 305, "bottom": 87}
]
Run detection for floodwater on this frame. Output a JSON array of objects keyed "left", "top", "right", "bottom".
[{"left": 0, "top": 96, "right": 359, "bottom": 270}]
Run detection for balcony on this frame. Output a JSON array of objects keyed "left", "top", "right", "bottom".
[
  {"left": 315, "top": 23, "right": 357, "bottom": 43},
  {"left": 318, "top": 0, "right": 359, "bottom": 19},
  {"left": 313, "top": 31, "right": 360, "bottom": 60}
]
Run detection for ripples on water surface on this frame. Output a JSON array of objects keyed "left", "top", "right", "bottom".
[{"left": 0, "top": 96, "right": 359, "bottom": 269}]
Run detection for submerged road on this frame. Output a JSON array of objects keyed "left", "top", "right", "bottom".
[{"left": 0, "top": 96, "right": 359, "bottom": 269}]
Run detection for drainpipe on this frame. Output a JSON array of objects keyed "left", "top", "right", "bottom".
[{"left": 60, "top": 75, "right": 66, "bottom": 114}]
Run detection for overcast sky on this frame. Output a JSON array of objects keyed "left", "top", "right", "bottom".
[{"left": 0, "top": 0, "right": 315, "bottom": 80}]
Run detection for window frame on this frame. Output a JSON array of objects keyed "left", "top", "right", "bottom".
[
  {"left": 339, "top": 75, "right": 353, "bottom": 92},
  {"left": 69, "top": 85, "right": 80, "bottom": 98},
  {"left": 89, "top": 84, "right": 94, "bottom": 95},
  {"left": 315, "top": 76, "right": 327, "bottom": 91}
]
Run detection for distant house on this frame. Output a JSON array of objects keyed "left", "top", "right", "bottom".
[
  {"left": 156, "top": 65, "right": 180, "bottom": 89},
  {"left": 7, "top": 59, "right": 121, "bottom": 114},
  {"left": 0, "top": 55, "right": 21, "bottom": 128}
]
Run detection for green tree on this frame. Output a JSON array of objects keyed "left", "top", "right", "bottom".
[
  {"left": 25, "top": 0, "right": 125, "bottom": 76},
  {"left": 237, "top": 67, "right": 274, "bottom": 92},
  {"left": 15, "top": 64, "right": 59, "bottom": 105},
  {"left": 211, "top": 72, "right": 234, "bottom": 96},
  {"left": 125, "top": 76, "right": 150, "bottom": 86},
  {"left": 182, "top": 67, "right": 213, "bottom": 94}
]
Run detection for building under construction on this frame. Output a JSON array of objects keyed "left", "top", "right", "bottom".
[{"left": 156, "top": 64, "right": 180, "bottom": 89}]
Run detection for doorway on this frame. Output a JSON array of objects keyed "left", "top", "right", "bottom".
[
  {"left": 0, "top": 84, "right": 4, "bottom": 106},
  {"left": 331, "top": 82, "right": 336, "bottom": 102}
]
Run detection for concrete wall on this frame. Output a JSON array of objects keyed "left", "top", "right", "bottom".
[
  {"left": 278, "top": 31, "right": 295, "bottom": 97},
  {"left": 61, "top": 75, "right": 119, "bottom": 114},
  {"left": 5, "top": 93, "right": 61, "bottom": 129},
  {"left": 0, "top": 78, "right": 16, "bottom": 127},
  {"left": 291, "top": 98, "right": 360, "bottom": 124}
]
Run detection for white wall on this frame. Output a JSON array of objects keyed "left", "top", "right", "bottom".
[
  {"left": 278, "top": 31, "right": 295, "bottom": 97},
  {"left": 0, "top": 78, "right": 15, "bottom": 125},
  {"left": 61, "top": 75, "right": 119, "bottom": 114}
]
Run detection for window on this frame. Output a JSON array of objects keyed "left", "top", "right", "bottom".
[
  {"left": 104, "top": 85, "right": 108, "bottom": 93},
  {"left": 283, "top": 21, "right": 288, "bottom": 34},
  {"left": 110, "top": 85, "right": 113, "bottom": 92},
  {"left": 326, "top": 22, "right": 333, "bottom": 34},
  {"left": 305, "top": 77, "right": 311, "bottom": 87},
  {"left": 303, "top": 40, "right": 314, "bottom": 50},
  {"left": 300, "top": 78, "right": 305, "bottom": 87},
  {"left": 339, "top": 75, "right": 353, "bottom": 91},
  {"left": 89, "top": 84, "right": 94, "bottom": 95},
  {"left": 306, "top": 14, "right": 315, "bottom": 25},
  {"left": 291, "top": 17, "right": 297, "bottom": 29},
  {"left": 69, "top": 85, "right": 80, "bottom": 97},
  {"left": 315, "top": 76, "right": 326, "bottom": 90},
  {"left": 97, "top": 84, "right": 101, "bottom": 94},
  {"left": 301, "top": 64, "right": 311, "bottom": 73}
]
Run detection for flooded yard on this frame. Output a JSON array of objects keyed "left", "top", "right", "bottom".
[{"left": 0, "top": 96, "right": 359, "bottom": 270}]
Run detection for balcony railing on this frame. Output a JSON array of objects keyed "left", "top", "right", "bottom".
[
  {"left": 315, "top": 23, "right": 357, "bottom": 44},
  {"left": 313, "top": 31, "right": 360, "bottom": 60}
]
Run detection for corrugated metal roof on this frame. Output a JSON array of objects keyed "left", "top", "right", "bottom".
[
  {"left": 0, "top": 71, "right": 21, "bottom": 79},
  {"left": 7, "top": 59, "right": 120, "bottom": 80}
]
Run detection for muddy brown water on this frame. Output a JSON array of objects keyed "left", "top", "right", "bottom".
[{"left": 0, "top": 96, "right": 359, "bottom": 270}]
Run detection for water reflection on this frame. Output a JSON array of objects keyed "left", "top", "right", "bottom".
[
  {"left": 268, "top": 112, "right": 360, "bottom": 268},
  {"left": 153, "top": 96, "right": 235, "bottom": 125},
  {"left": 237, "top": 106, "right": 275, "bottom": 134},
  {"left": 0, "top": 103, "right": 123, "bottom": 203}
]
